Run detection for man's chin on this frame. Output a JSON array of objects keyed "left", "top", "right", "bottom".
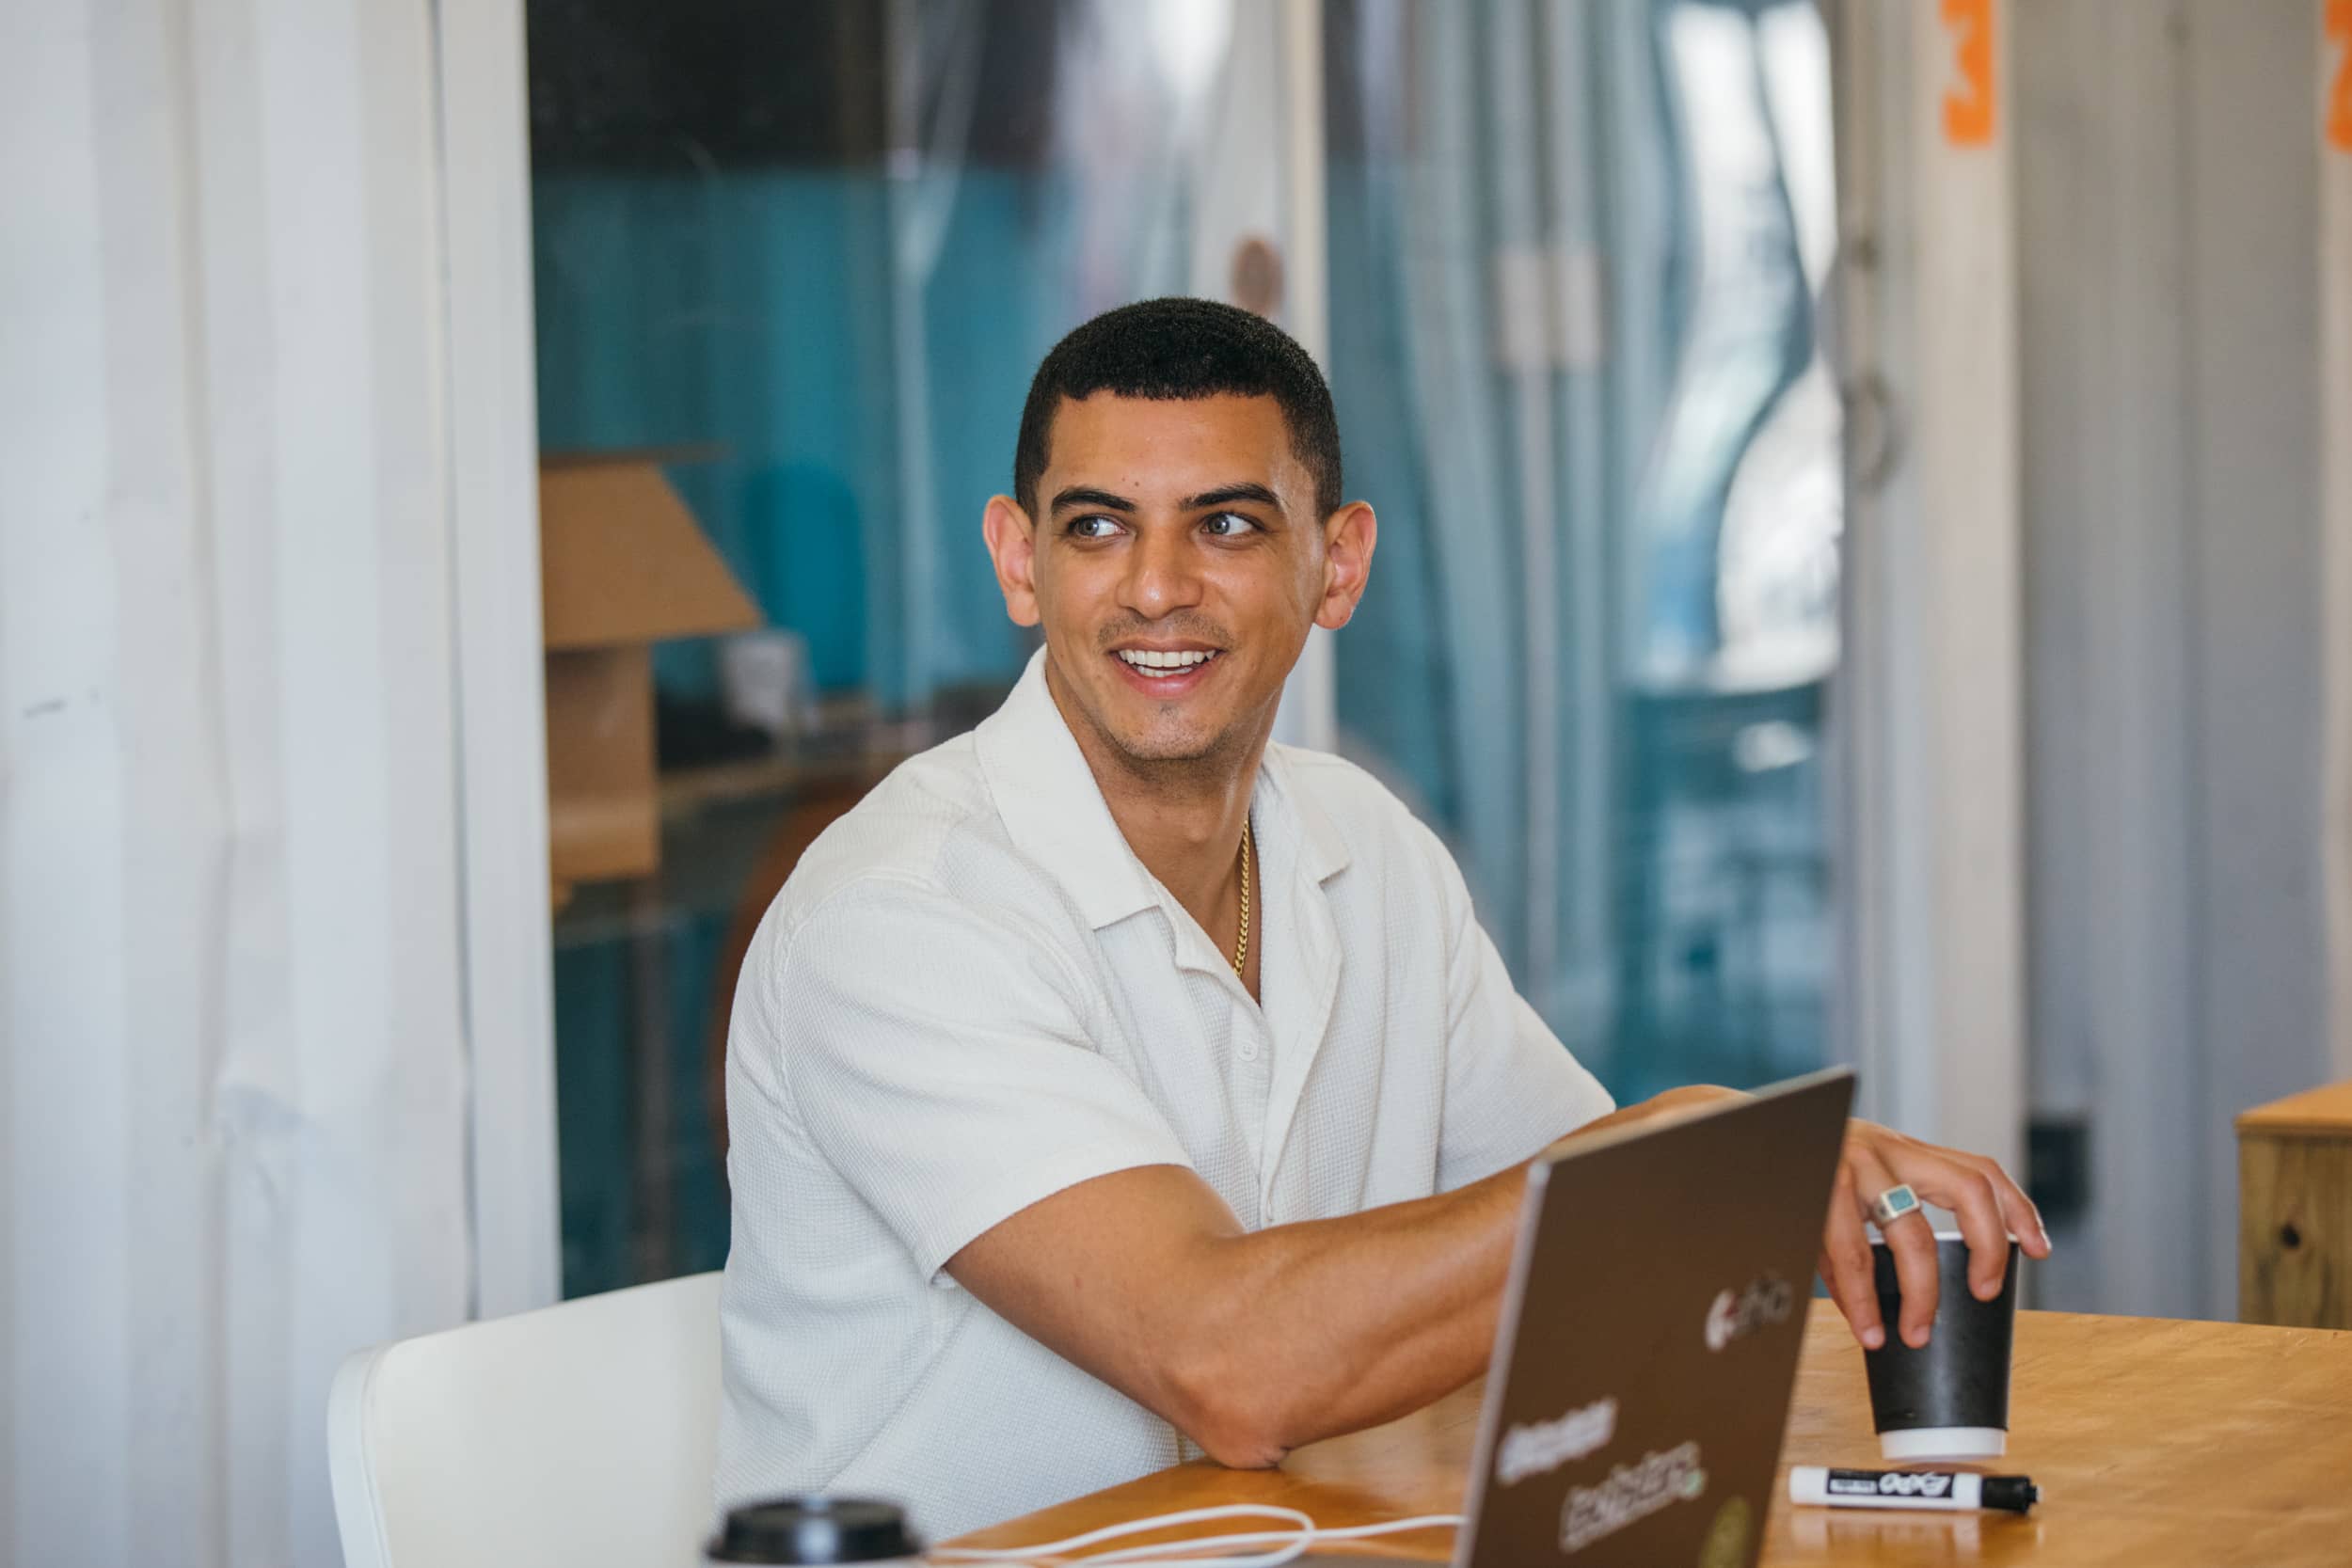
[
  {"left": 1085, "top": 697, "right": 1244, "bottom": 770},
  {"left": 1088, "top": 713, "right": 1229, "bottom": 767}
]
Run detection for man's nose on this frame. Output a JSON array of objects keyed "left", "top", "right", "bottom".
[{"left": 1116, "top": 525, "right": 1205, "bottom": 621}]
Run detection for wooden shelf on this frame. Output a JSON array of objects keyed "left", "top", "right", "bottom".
[{"left": 2239, "top": 1079, "right": 2352, "bottom": 1329}]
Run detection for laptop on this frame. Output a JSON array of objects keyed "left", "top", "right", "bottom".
[{"left": 1319, "top": 1068, "right": 1854, "bottom": 1568}]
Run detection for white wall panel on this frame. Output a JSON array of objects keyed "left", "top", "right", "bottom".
[
  {"left": 2015, "top": 0, "right": 2204, "bottom": 1321},
  {"left": 437, "top": 0, "right": 562, "bottom": 1323},
  {"left": 1833, "top": 0, "right": 2026, "bottom": 1176},
  {"left": 2180, "top": 0, "right": 2328, "bottom": 1317},
  {"left": 2015, "top": 0, "right": 2327, "bottom": 1320},
  {"left": 2322, "top": 0, "right": 2352, "bottom": 1085}
]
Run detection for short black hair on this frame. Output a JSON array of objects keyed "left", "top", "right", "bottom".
[{"left": 1013, "top": 297, "right": 1343, "bottom": 521}]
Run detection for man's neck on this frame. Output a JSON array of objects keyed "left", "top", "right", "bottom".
[{"left": 1043, "top": 657, "right": 1269, "bottom": 942}]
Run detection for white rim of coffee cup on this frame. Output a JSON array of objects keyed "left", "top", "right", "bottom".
[{"left": 1879, "top": 1425, "right": 2008, "bottom": 1462}]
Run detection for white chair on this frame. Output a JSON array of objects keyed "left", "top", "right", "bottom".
[{"left": 328, "top": 1271, "right": 724, "bottom": 1568}]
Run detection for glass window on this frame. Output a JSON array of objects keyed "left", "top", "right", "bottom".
[
  {"left": 527, "top": 0, "right": 1841, "bottom": 1294},
  {"left": 1324, "top": 0, "right": 1840, "bottom": 1103}
]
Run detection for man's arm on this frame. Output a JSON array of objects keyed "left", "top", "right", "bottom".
[{"left": 944, "top": 1085, "right": 1726, "bottom": 1468}]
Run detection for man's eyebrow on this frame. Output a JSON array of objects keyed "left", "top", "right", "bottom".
[
  {"left": 1183, "top": 483, "right": 1283, "bottom": 512},
  {"left": 1050, "top": 485, "right": 1136, "bottom": 514}
]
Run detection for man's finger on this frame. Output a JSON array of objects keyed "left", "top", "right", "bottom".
[
  {"left": 1986, "top": 1160, "right": 2053, "bottom": 1257},
  {"left": 1914, "top": 1159, "right": 2009, "bottom": 1302},
  {"left": 1851, "top": 1142, "right": 1938, "bottom": 1347},
  {"left": 1820, "top": 1165, "right": 1884, "bottom": 1351}
]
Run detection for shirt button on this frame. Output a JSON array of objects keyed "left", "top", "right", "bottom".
[{"left": 1237, "top": 1038, "right": 1260, "bottom": 1062}]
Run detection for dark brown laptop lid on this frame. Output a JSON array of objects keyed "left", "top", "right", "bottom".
[{"left": 1454, "top": 1069, "right": 1854, "bottom": 1568}]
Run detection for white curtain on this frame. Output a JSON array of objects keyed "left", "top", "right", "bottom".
[{"left": 3, "top": 2, "right": 475, "bottom": 1562}]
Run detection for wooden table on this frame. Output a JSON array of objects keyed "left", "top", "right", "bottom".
[
  {"left": 947, "top": 1303, "right": 2352, "bottom": 1566},
  {"left": 2238, "top": 1079, "right": 2352, "bottom": 1328}
]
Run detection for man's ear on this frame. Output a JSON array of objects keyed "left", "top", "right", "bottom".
[
  {"left": 1314, "top": 500, "right": 1377, "bottom": 631},
  {"left": 982, "top": 495, "right": 1042, "bottom": 626}
]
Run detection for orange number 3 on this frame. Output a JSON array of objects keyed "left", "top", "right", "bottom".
[
  {"left": 2328, "top": 0, "right": 2352, "bottom": 152},
  {"left": 1942, "top": 0, "right": 1995, "bottom": 148}
]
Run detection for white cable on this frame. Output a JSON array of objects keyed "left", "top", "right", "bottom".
[
  {"left": 930, "top": 1504, "right": 1310, "bottom": 1561},
  {"left": 1081, "top": 1513, "right": 1464, "bottom": 1565},
  {"left": 930, "top": 1505, "right": 1313, "bottom": 1568},
  {"left": 931, "top": 1504, "right": 1308, "bottom": 1560},
  {"left": 928, "top": 1503, "right": 1463, "bottom": 1568}
]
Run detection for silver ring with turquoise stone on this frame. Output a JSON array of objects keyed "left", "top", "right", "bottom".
[{"left": 1869, "top": 1182, "right": 1924, "bottom": 1228}]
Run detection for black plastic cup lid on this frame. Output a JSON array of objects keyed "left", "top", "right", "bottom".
[{"left": 707, "top": 1497, "right": 922, "bottom": 1563}]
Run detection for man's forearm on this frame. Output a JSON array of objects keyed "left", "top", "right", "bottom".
[
  {"left": 1185, "top": 1085, "right": 1737, "bottom": 1464},
  {"left": 1176, "top": 1159, "right": 1524, "bottom": 1463}
]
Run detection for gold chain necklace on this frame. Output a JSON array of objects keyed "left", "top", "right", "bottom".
[{"left": 1232, "top": 819, "right": 1253, "bottom": 977}]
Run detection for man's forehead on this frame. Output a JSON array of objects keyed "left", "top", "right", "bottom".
[{"left": 1041, "top": 392, "right": 1306, "bottom": 497}]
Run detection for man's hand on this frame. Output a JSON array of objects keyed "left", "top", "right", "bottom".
[{"left": 1819, "top": 1120, "right": 2052, "bottom": 1350}]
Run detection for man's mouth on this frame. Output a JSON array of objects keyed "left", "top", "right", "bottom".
[
  {"left": 1114, "top": 648, "right": 1219, "bottom": 677},
  {"left": 1106, "top": 645, "right": 1225, "bottom": 691}
]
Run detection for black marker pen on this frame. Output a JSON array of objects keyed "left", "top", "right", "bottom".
[{"left": 1788, "top": 1466, "right": 2039, "bottom": 1514}]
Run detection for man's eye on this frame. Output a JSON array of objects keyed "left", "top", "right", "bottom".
[
  {"left": 1201, "top": 511, "right": 1258, "bottom": 538},
  {"left": 1069, "top": 515, "right": 1123, "bottom": 539}
]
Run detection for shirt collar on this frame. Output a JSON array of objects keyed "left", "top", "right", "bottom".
[
  {"left": 974, "top": 649, "right": 1352, "bottom": 930},
  {"left": 1259, "top": 743, "right": 1353, "bottom": 888},
  {"left": 975, "top": 650, "right": 1162, "bottom": 928}
]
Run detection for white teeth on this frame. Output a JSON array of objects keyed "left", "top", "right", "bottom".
[{"left": 1117, "top": 648, "right": 1216, "bottom": 674}]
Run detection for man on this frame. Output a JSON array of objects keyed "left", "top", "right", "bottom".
[{"left": 715, "top": 298, "right": 2048, "bottom": 1538}]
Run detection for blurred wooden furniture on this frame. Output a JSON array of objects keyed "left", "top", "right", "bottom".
[
  {"left": 539, "top": 450, "right": 758, "bottom": 895},
  {"left": 2237, "top": 1079, "right": 2352, "bottom": 1328},
  {"left": 946, "top": 1302, "right": 2352, "bottom": 1566}
]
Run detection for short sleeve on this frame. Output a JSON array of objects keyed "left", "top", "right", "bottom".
[
  {"left": 758, "top": 876, "right": 1196, "bottom": 1282},
  {"left": 1433, "top": 855, "right": 1616, "bottom": 1190}
]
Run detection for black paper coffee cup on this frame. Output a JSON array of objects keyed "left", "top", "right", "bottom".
[
  {"left": 1862, "top": 1235, "right": 2019, "bottom": 1461},
  {"left": 706, "top": 1497, "right": 924, "bottom": 1565}
]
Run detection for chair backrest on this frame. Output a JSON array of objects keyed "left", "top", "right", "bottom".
[{"left": 328, "top": 1271, "right": 724, "bottom": 1568}]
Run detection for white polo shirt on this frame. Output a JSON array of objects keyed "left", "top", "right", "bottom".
[{"left": 714, "top": 650, "right": 1613, "bottom": 1540}]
